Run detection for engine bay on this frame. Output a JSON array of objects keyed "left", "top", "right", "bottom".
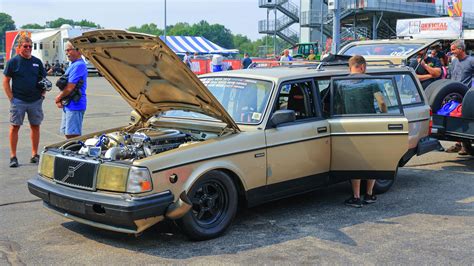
[{"left": 55, "top": 127, "right": 217, "bottom": 162}]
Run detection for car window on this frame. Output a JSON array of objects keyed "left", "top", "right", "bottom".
[
  {"left": 203, "top": 77, "right": 272, "bottom": 124},
  {"left": 276, "top": 80, "right": 316, "bottom": 120},
  {"left": 394, "top": 74, "right": 423, "bottom": 105},
  {"left": 163, "top": 78, "right": 273, "bottom": 124},
  {"left": 332, "top": 78, "right": 402, "bottom": 115}
]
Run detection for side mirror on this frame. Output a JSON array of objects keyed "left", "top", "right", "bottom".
[{"left": 269, "top": 110, "right": 296, "bottom": 127}]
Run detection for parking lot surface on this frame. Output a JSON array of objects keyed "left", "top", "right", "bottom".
[{"left": 0, "top": 74, "right": 473, "bottom": 264}]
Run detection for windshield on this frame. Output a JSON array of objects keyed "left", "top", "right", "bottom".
[
  {"left": 342, "top": 43, "right": 425, "bottom": 56},
  {"left": 163, "top": 77, "right": 273, "bottom": 124}
]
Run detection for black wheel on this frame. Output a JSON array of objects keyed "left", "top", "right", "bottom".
[
  {"left": 360, "top": 167, "right": 397, "bottom": 194},
  {"left": 373, "top": 179, "right": 395, "bottom": 194},
  {"left": 177, "top": 171, "right": 238, "bottom": 240},
  {"left": 425, "top": 80, "right": 468, "bottom": 113}
]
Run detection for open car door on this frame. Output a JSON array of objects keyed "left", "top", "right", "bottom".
[{"left": 328, "top": 76, "right": 408, "bottom": 182}]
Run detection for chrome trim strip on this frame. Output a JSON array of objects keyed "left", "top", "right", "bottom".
[{"left": 331, "top": 131, "right": 409, "bottom": 136}]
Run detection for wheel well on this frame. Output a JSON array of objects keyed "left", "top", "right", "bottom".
[{"left": 217, "top": 168, "right": 247, "bottom": 208}]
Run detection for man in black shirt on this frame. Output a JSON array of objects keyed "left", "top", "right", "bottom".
[
  {"left": 242, "top": 53, "right": 252, "bottom": 69},
  {"left": 409, "top": 49, "right": 442, "bottom": 89},
  {"left": 3, "top": 36, "right": 46, "bottom": 167}
]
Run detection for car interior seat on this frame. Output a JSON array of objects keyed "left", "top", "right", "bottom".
[{"left": 287, "top": 85, "right": 307, "bottom": 119}]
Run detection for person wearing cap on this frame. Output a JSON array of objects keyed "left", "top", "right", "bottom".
[{"left": 3, "top": 36, "right": 46, "bottom": 167}]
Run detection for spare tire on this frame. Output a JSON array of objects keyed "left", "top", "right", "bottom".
[
  {"left": 461, "top": 89, "right": 474, "bottom": 156},
  {"left": 425, "top": 80, "right": 468, "bottom": 113},
  {"left": 461, "top": 89, "right": 474, "bottom": 118}
]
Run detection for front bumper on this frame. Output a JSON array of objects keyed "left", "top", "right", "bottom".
[{"left": 28, "top": 175, "right": 174, "bottom": 234}]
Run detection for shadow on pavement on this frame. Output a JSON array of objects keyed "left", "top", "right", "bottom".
[{"left": 60, "top": 165, "right": 474, "bottom": 259}]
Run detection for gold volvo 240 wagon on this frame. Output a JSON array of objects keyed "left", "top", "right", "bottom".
[{"left": 28, "top": 30, "right": 437, "bottom": 240}]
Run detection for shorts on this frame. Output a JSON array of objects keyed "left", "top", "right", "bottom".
[
  {"left": 60, "top": 109, "right": 85, "bottom": 135},
  {"left": 9, "top": 97, "right": 44, "bottom": 126}
]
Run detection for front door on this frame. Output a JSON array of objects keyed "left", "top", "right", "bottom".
[
  {"left": 329, "top": 76, "right": 408, "bottom": 182},
  {"left": 265, "top": 79, "right": 330, "bottom": 199}
]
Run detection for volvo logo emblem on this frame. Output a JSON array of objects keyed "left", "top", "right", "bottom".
[
  {"left": 67, "top": 166, "right": 75, "bottom": 178},
  {"left": 62, "top": 162, "right": 85, "bottom": 182}
]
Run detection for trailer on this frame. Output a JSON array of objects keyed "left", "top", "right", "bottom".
[{"left": 5, "top": 25, "right": 97, "bottom": 73}]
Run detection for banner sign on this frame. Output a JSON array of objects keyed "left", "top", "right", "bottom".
[{"left": 396, "top": 17, "right": 462, "bottom": 39}]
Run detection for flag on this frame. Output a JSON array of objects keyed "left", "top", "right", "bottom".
[{"left": 447, "top": 0, "right": 462, "bottom": 17}]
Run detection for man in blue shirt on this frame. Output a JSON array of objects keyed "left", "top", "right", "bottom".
[
  {"left": 55, "top": 41, "right": 88, "bottom": 139},
  {"left": 3, "top": 36, "right": 46, "bottom": 167}
]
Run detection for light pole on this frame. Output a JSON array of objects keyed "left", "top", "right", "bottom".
[{"left": 164, "top": 0, "right": 167, "bottom": 44}]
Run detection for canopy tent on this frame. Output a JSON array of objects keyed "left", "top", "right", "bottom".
[{"left": 159, "top": 36, "right": 238, "bottom": 54}]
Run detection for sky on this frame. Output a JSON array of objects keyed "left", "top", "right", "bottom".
[
  {"left": 0, "top": 0, "right": 268, "bottom": 40},
  {"left": 1, "top": 0, "right": 473, "bottom": 41}
]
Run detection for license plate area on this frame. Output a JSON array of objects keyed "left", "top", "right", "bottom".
[{"left": 49, "top": 194, "right": 86, "bottom": 214}]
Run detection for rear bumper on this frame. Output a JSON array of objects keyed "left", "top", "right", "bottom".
[{"left": 28, "top": 175, "right": 174, "bottom": 233}]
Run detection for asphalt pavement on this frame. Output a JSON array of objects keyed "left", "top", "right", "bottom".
[{"left": 0, "top": 73, "right": 473, "bottom": 264}]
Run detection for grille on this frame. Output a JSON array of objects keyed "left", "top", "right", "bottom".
[{"left": 53, "top": 156, "right": 99, "bottom": 190}]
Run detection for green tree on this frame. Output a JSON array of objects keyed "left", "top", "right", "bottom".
[
  {"left": 76, "top": 19, "right": 99, "bottom": 28},
  {"left": 0, "top": 13, "right": 16, "bottom": 52},
  {"left": 167, "top": 22, "right": 193, "bottom": 36},
  {"left": 48, "top": 18, "right": 75, "bottom": 28},
  {"left": 20, "top": 23, "right": 45, "bottom": 29},
  {"left": 127, "top": 23, "right": 163, "bottom": 36},
  {"left": 191, "top": 21, "right": 233, "bottom": 49},
  {"left": 233, "top": 34, "right": 254, "bottom": 56}
]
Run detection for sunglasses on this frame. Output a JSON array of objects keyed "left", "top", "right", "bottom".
[
  {"left": 65, "top": 48, "right": 78, "bottom": 52},
  {"left": 22, "top": 45, "right": 32, "bottom": 48}
]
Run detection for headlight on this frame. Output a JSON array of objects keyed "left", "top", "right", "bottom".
[
  {"left": 38, "top": 153, "right": 55, "bottom": 179},
  {"left": 127, "top": 166, "right": 153, "bottom": 193},
  {"left": 96, "top": 164, "right": 129, "bottom": 192}
]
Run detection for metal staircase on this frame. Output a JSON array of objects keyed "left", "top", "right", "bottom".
[{"left": 258, "top": 0, "right": 300, "bottom": 46}]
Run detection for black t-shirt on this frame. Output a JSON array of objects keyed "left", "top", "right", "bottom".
[
  {"left": 3, "top": 55, "right": 46, "bottom": 102},
  {"left": 409, "top": 56, "right": 442, "bottom": 89},
  {"left": 242, "top": 57, "right": 252, "bottom": 69}
]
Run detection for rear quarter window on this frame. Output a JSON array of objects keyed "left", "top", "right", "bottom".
[{"left": 394, "top": 74, "right": 424, "bottom": 105}]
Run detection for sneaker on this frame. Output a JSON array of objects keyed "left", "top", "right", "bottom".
[
  {"left": 363, "top": 194, "right": 377, "bottom": 204},
  {"left": 30, "top": 154, "right": 40, "bottom": 164},
  {"left": 9, "top": 157, "right": 19, "bottom": 168},
  {"left": 446, "top": 143, "right": 462, "bottom": 153},
  {"left": 344, "top": 197, "right": 363, "bottom": 208}
]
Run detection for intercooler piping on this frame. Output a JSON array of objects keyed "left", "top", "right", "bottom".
[{"left": 165, "top": 191, "right": 192, "bottom": 219}]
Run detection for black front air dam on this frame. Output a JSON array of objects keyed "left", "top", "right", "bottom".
[{"left": 27, "top": 175, "right": 174, "bottom": 230}]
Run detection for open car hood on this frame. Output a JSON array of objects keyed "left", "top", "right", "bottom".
[
  {"left": 339, "top": 39, "right": 440, "bottom": 63},
  {"left": 71, "top": 30, "right": 239, "bottom": 132}
]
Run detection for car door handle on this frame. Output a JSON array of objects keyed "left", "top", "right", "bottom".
[
  {"left": 317, "top": 127, "right": 328, "bottom": 133},
  {"left": 388, "top": 124, "right": 404, "bottom": 130}
]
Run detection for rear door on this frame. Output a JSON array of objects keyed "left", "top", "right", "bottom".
[{"left": 328, "top": 76, "right": 408, "bottom": 182}]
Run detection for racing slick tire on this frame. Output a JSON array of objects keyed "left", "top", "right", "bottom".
[
  {"left": 425, "top": 80, "right": 468, "bottom": 113},
  {"left": 177, "top": 170, "right": 238, "bottom": 241}
]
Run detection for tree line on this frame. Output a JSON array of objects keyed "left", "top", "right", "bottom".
[{"left": 0, "top": 12, "right": 287, "bottom": 58}]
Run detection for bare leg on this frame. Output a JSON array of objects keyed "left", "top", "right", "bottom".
[
  {"left": 351, "top": 179, "right": 361, "bottom": 198},
  {"left": 30, "top": 124, "right": 40, "bottom": 156},
  {"left": 65, "top": 135, "right": 80, "bottom": 139},
  {"left": 366, "top": 179, "right": 376, "bottom": 196},
  {"left": 9, "top": 125, "right": 20, "bottom": 158}
]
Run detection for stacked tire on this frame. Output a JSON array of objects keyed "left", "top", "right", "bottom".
[{"left": 461, "top": 89, "right": 474, "bottom": 155}]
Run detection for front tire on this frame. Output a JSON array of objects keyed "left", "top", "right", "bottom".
[{"left": 177, "top": 171, "right": 238, "bottom": 240}]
